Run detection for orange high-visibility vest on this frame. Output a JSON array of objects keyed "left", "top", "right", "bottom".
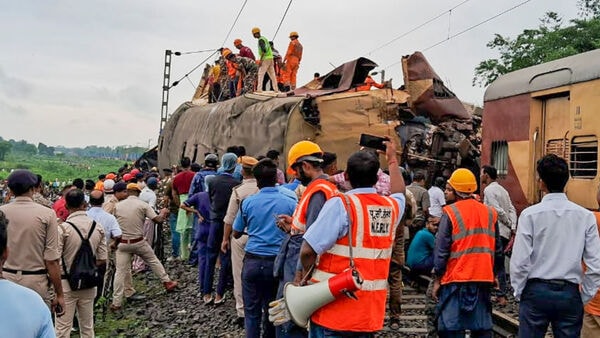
[
  {"left": 290, "top": 179, "right": 338, "bottom": 235},
  {"left": 356, "top": 76, "right": 384, "bottom": 91},
  {"left": 285, "top": 39, "right": 303, "bottom": 62},
  {"left": 310, "top": 193, "right": 401, "bottom": 332},
  {"left": 440, "top": 199, "right": 497, "bottom": 285}
]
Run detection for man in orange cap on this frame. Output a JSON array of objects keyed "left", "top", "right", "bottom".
[{"left": 234, "top": 39, "right": 255, "bottom": 60}]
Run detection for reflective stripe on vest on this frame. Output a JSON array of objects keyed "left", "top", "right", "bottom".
[
  {"left": 310, "top": 193, "right": 400, "bottom": 332},
  {"left": 290, "top": 180, "right": 338, "bottom": 234},
  {"left": 311, "top": 270, "right": 388, "bottom": 291},
  {"left": 440, "top": 199, "right": 497, "bottom": 284},
  {"left": 448, "top": 203, "right": 495, "bottom": 241},
  {"left": 327, "top": 244, "right": 393, "bottom": 260}
]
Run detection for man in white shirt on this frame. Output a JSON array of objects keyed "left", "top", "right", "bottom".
[
  {"left": 481, "top": 165, "right": 516, "bottom": 305},
  {"left": 510, "top": 154, "right": 600, "bottom": 337},
  {"left": 428, "top": 177, "right": 446, "bottom": 219}
]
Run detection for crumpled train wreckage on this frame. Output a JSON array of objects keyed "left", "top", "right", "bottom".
[{"left": 158, "top": 52, "right": 481, "bottom": 183}]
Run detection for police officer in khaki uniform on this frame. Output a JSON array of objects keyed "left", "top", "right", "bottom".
[
  {"left": 0, "top": 169, "right": 65, "bottom": 315},
  {"left": 221, "top": 155, "right": 259, "bottom": 324},
  {"left": 111, "top": 183, "right": 177, "bottom": 310},
  {"left": 55, "top": 189, "right": 108, "bottom": 338},
  {"left": 102, "top": 179, "right": 120, "bottom": 215}
]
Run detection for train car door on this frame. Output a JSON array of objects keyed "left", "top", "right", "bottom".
[{"left": 537, "top": 95, "right": 570, "bottom": 201}]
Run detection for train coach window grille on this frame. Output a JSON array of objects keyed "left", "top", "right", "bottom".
[
  {"left": 545, "top": 139, "right": 569, "bottom": 159},
  {"left": 570, "top": 135, "right": 598, "bottom": 179},
  {"left": 491, "top": 140, "right": 508, "bottom": 177}
]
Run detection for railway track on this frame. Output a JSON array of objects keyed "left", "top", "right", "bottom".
[{"left": 393, "top": 270, "right": 520, "bottom": 337}]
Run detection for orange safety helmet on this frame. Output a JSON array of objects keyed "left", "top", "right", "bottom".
[
  {"left": 448, "top": 168, "right": 477, "bottom": 193},
  {"left": 251, "top": 27, "right": 261, "bottom": 35},
  {"left": 289, "top": 31, "right": 299, "bottom": 38},
  {"left": 233, "top": 38, "right": 242, "bottom": 46},
  {"left": 286, "top": 140, "right": 323, "bottom": 175}
]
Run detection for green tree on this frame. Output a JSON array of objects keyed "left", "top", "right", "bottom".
[
  {"left": 473, "top": 2, "right": 600, "bottom": 87},
  {"left": 0, "top": 141, "right": 12, "bottom": 161}
]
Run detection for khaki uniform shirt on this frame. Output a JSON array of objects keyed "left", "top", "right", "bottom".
[
  {"left": 102, "top": 194, "right": 119, "bottom": 215},
  {"left": 59, "top": 211, "right": 108, "bottom": 276},
  {"left": 0, "top": 196, "right": 60, "bottom": 270},
  {"left": 33, "top": 192, "right": 53, "bottom": 209},
  {"left": 114, "top": 196, "right": 157, "bottom": 239},
  {"left": 223, "top": 178, "right": 259, "bottom": 225}
]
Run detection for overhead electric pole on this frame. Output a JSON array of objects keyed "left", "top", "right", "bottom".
[{"left": 160, "top": 50, "right": 172, "bottom": 135}]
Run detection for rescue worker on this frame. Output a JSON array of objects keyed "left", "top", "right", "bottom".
[
  {"left": 110, "top": 183, "right": 178, "bottom": 311},
  {"left": 208, "top": 60, "right": 222, "bottom": 103},
  {"left": 224, "top": 49, "right": 258, "bottom": 95},
  {"left": 251, "top": 27, "right": 279, "bottom": 92},
  {"left": 297, "top": 139, "right": 405, "bottom": 335},
  {"left": 0, "top": 169, "right": 65, "bottom": 315},
  {"left": 223, "top": 49, "right": 240, "bottom": 99},
  {"left": 55, "top": 189, "right": 107, "bottom": 338},
  {"left": 283, "top": 31, "right": 303, "bottom": 90},
  {"left": 432, "top": 168, "right": 502, "bottom": 337},
  {"left": 356, "top": 75, "right": 385, "bottom": 91},
  {"left": 234, "top": 38, "right": 256, "bottom": 60},
  {"left": 274, "top": 140, "right": 339, "bottom": 337}
]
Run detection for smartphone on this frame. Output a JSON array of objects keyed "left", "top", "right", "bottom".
[{"left": 359, "top": 134, "right": 387, "bottom": 151}]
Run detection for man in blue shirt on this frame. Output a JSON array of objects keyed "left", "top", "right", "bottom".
[
  {"left": 181, "top": 191, "right": 211, "bottom": 292},
  {"left": 233, "top": 159, "right": 296, "bottom": 338},
  {"left": 407, "top": 215, "right": 439, "bottom": 276},
  {"left": 0, "top": 210, "right": 55, "bottom": 338}
]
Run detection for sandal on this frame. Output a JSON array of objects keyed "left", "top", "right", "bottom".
[
  {"left": 203, "top": 295, "right": 213, "bottom": 305},
  {"left": 214, "top": 296, "right": 225, "bottom": 306}
]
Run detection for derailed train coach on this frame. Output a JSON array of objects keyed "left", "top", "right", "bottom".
[
  {"left": 482, "top": 48, "right": 600, "bottom": 213},
  {"left": 158, "top": 52, "right": 481, "bottom": 183}
]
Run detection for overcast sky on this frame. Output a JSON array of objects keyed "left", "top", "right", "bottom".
[{"left": 0, "top": 0, "right": 578, "bottom": 148}]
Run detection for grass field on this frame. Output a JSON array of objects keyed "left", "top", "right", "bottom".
[{"left": 0, "top": 152, "right": 127, "bottom": 183}]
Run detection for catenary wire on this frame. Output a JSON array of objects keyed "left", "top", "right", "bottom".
[
  {"left": 365, "top": 0, "right": 473, "bottom": 56},
  {"left": 170, "top": 50, "right": 218, "bottom": 89},
  {"left": 423, "top": 0, "right": 533, "bottom": 51},
  {"left": 174, "top": 49, "right": 218, "bottom": 55},
  {"left": 171, "top": 0, "right": 248, "bottom": 88},
  {"left": 220, "top": 0, "right": 249, "bottom": 47},
  {"left": 381, "top": 0, "right": 534, "bottom": 70},
  {"left": 273, "top": 0, "right": 293, "bottom": 40}
]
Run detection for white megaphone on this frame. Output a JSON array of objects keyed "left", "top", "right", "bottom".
[{"left": 283, "top": 268, "right": 363, "bottom": 328}]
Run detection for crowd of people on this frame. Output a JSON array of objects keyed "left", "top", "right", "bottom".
[{"left": 2, "top": 138, "right": 600, "bottom": 338}]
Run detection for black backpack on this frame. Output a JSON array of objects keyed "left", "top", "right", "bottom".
[{"left": 63, "top": 221, "right": 99, "bottom": 290}]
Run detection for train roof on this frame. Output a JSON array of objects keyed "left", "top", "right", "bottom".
[{"left": 484, "top": 48, "right": 600, "bottom": 102}]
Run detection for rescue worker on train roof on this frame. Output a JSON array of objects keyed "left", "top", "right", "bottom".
[{"left": 432, "top": 168, "right": 503, "bottom": 337}]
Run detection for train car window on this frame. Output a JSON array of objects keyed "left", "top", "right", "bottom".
[
  {"left": 491, "top": 140, "right": 508, "bottom": 177},
  {"left": 570, "top": 135, "right": 598, "bottom": 179},
  {"left": 192, "top": 144, "right": 199, "bottom": 163},
  {"left": 181, "top": 141, "right": 187, "bottom": 161}
]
